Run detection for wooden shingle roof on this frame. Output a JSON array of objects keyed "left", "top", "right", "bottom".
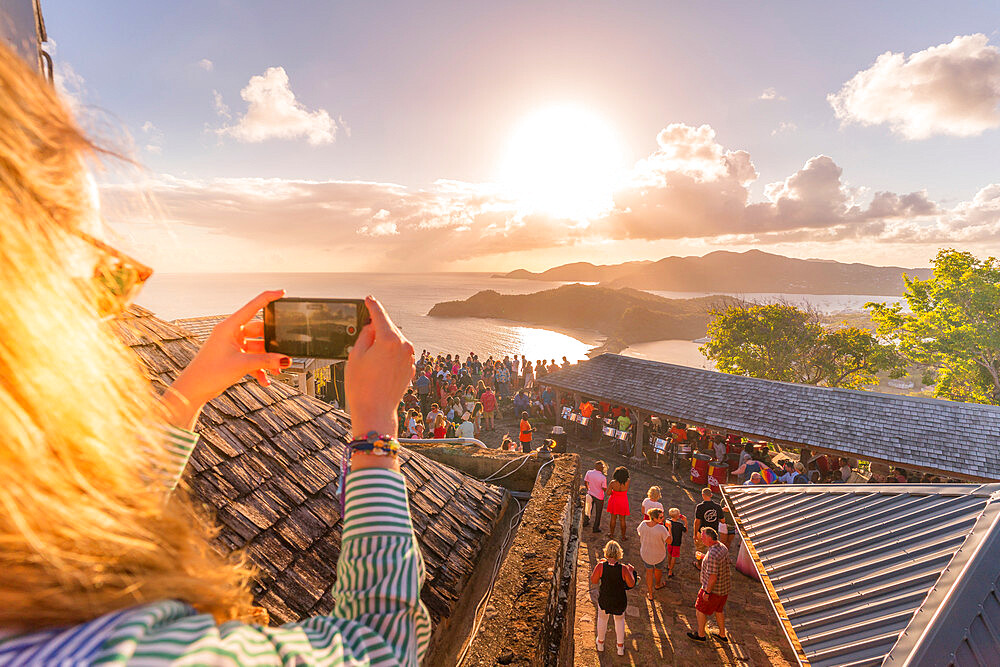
[
  {"left": 169, "top": 315, "right": 236, "bottom": 343},
  {"left": 541, "top": 354, "right": 1000, "bottom": 481},
  {"left": 115, "top": 306, "right": 508, "bottom": 625}
]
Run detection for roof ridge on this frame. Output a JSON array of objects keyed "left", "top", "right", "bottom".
[
  {"left": 727, "top": 483, "right": 1000, "bottom": 499},
  {"left": 590, "top": 353, "right": 1000, "bottom": 413}
]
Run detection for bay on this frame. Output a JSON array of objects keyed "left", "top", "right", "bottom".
[
  {"left": 138, "top": 273, "right": 907, "bottom": 369},
  {"left": 137, "top": 272, "right": 600, "bottom": 364}
]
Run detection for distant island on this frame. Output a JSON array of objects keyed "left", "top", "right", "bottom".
[
  {"left": 428, "top": 284, "right": 739, "bottom": 355},
  {"left": 494, "top": 249, "right": 931, "bottom": 296}
]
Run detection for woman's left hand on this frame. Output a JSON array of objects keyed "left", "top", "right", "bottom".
[{"left": 164, "top": 290, "right": 290, "bottom": 429}]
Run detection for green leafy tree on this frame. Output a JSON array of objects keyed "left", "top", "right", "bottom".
[
  {"left": 701, "top": 303, "right": 905, "bottom": 389},
  {"left": 867, "top": 249, "right": 1000, "bottom": 404}
]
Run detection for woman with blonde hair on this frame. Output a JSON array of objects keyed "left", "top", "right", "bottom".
[
  {"left": 0, "top": 44, "right": 428, "bottom": 665},
  {"left": 589, "top": 540, "right": 635, "bottom": 655},
  {"left": 433, "top": 412, "right": 449, "bottom": 438},
  {"left": 642, "top": 485, "right": 664, "bottom": 520}
]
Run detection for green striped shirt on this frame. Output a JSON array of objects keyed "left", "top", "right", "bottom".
[{"left": 0, "top": 426, "right": 431, "bottom": 666}]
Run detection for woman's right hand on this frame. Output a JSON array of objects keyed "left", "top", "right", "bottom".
[{"left": 345, "top": 297, "right": 415, "bottom": 469}]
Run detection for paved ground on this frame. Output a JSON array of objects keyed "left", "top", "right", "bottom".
[{"left": 477, "top": 415, "right": 797, "bottom": 667}]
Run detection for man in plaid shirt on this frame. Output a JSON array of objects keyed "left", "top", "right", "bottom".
[{"left": 687, "top": 527, "right": 731, "bottom": 642}]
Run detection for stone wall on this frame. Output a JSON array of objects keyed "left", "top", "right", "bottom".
[
  {"left": 404, "top": 442, "right": 544, "bottom": 492},
  {"left": 462, "top": 454, "right": 582, "bottom": 666}
]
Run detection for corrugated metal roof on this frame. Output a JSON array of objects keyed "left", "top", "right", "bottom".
[
  {"left": 540, "top": 354, "right": 1000, "bottom": 480},
  {"left": 724, "top": 484, "right": 1000, "bottom": 667}
]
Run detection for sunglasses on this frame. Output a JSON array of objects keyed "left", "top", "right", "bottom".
[{"left": 77, "top": 231, "right": 154, "bottom": 318}]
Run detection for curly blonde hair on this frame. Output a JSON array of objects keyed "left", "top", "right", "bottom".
[
  {"left": 0, "top": 43, "right": 256, "bottom": 630},
  {"left": 603, "top": 540, "right": 624, "bottom": 561}
]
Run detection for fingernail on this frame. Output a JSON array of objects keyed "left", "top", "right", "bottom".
[{"left": 279, "top": 356, "right": 291, "bottom": 368}]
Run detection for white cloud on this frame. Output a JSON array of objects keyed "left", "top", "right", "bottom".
[
  {"left": 140, "top": 121, "right": 164, "bottom": 155},
  {"left": 198, "top": 59, "right": 214, "bottom": 72},
  {"left": 217, "top": 67, "right": 336, "bottom": 145},
  {"left": 358, "top": 210, "right": 399, "bottom": 236},
  {"left": 53, "top": 61, "right": 86, "bottom": 115},
  {"left": 601, "top": 124, "right": 940, "bottom": 241},
  {"left": 359, "top": 222, "right": 400, "bottom": 237},
  {"left": 759, "top": 87, "right": 785, "bottom": 101},
  {"left": 771, "top": 121, "right": 797, "bottom": 136},
  {"left": 829, "top": 34, "right": 1000, "bottom": 139},
  {"left": 100, "top": 123, "right": 1000, "bottom": 269},
  {"left": 212, "top": 90, "right": 231, "bottom": 120}
]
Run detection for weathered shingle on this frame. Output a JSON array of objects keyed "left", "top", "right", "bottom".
[
  {"left": 116, "top": 305, "right": 509, "bottom": 626},
  {"left": 541, "top": 354, "right": 1000, "bottom": 480}
]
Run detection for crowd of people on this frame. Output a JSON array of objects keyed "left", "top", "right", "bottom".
[
  {"left": 398, "top": 350, "right": 575, "bottom": 444},
  {"left": 585, "top": 457, "right": 735, "bottom": 654},
  {"left": 568, "top": 402, "right": 946, "bottom": 487}
]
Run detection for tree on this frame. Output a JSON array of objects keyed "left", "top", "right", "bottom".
[
  {"left": 867, "top": 249, "right": 1000, "bottom": 404},
  {"left": 701, "top": 302, "right": 905, "bottom": 389}
]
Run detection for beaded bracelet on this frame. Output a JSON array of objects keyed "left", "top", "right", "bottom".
[
  {"left": 349, "top": 431, "right": 401, "bottom": 456},
  {"left": 337, "top": 431, "right": 401, "bottom": 511}
]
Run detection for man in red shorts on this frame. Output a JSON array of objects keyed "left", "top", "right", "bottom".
[{"left": 687, "top": 527, "right": 731, "bottom": 643}]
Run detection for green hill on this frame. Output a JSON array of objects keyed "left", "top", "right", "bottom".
[
  {"left": 429, "top": 284, "right": 739, "bottom": 350},
  {"left": 495, "top": 249, "right": 930, "bottom": 296}
]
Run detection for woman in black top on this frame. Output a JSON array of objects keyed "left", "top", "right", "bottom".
[{"left": 589, "top": 540, "right": 635, "bottom": 656}]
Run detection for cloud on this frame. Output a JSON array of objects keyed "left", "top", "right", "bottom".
[
  {"left": 140, "top": 121, "right": 163, "bottom": 155},
  {"left": 212, "top": 90, "right": 231, "bottom": 120},
  {"left": 217, "top": 67, "right": 336, "bottom": 145},
  {"left": 759, "top": 87, "right": 785, "bottom": 101},
  {"left": 101, "top": 122, "right": 1000, "bottom": 270},
  {"left": 53, "top": 61, "right": 86, "bottom": 116},
  {"left": 198, "top": 59, "right": 214, "bottom": 72},
  {"left": 598, "top": 123, "right": 941, "bottom": 241},
  {"left": 771, "top": 121, "right": 797, "bottom": 136},
  {"left": 359, "top": 221, "right": 399, "bottom": 237},
  {"left": 829, "top": 34, "right": 1000, "bottom": 139},
  {"left": 100, "top": 173, "right": 582, "bottom": 268},
  {"left": 358, "top": 210, "right": 399, "bottom": 236}
]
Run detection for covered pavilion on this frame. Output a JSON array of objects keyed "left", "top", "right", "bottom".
[{"left": 540, "top": 354, "right": 1000, "bottom": 482}]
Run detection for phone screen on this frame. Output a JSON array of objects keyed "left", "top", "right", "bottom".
[{"left": 264, "top": 298, "right": 368, "bottom": 359}]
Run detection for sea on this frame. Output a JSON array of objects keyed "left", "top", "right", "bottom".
[{"left": 137, "top": 272, "right": 906, "bottom": 369}]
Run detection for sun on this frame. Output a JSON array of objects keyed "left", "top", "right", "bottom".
[{"left": 499, "top": 105, "right": 626, "bottom": 220}]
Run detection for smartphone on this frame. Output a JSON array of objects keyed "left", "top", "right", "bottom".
[{"left": 264, "top": 298, "right": 370, "bottom": 360}]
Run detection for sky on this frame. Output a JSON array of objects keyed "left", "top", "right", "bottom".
[{"left": 42, "top": 0, "right": 1000, "bottom": 272}]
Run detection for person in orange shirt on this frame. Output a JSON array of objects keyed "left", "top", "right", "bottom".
[
  {"left": 519, "top": 411, "right": 534, "bottom": 453},
  {"left": 580, "top": 401, "right": 594, "bottom": 419},
  {"left": 669, "top": 423, "right": 687, "bottom": 443}
]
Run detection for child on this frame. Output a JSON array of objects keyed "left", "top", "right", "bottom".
[
  {"left": 404, "top": 409, "right": 420, "bottom": 437},
  {"left": 666, "top": 507, "right": 688, "bottom": 578},
  {"left": 589, "top": 540, "right": 635, "bottom": 656},
  {"left": 642, "top": 486, "right": 664, "bottom": 520}
]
